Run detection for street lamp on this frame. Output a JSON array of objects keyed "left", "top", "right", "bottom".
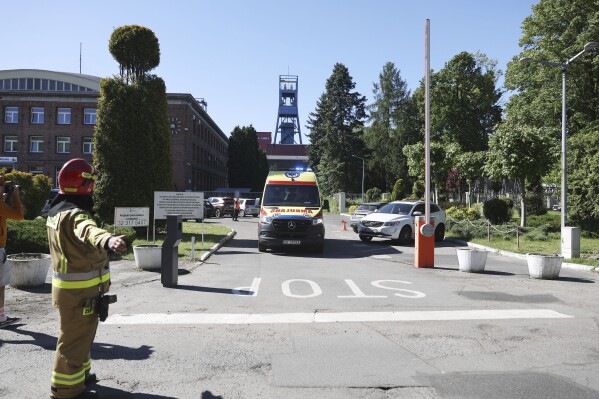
[
  {"left": 351, "top": 155, "right": 365, "bottom": 202},
  {"left": 520, "top": 41, "right": 598, "bottom": 256}
]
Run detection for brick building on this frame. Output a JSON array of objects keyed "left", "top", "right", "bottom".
[{"left": 0, "top": 69, "right": 228, "bottom": 191}]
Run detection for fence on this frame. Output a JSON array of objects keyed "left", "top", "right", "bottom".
[{"left": 447, "top": 216, "right": 521, "bottom": 248}]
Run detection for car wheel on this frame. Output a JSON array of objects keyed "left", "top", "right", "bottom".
[
  {"left": 215, "top": 208, "right": 222, "bottom": 218},
  {"left": 398, "top": 225, "right": 412, "bottom": 245},
  {"left": 435, "top": 223, "right": 445, "bottom": 242},
  {"left": 359, "top": 235, "right": 373, "bottom": 242},
  {"left": 258, "top": 242, "right": 266, "bottom": 252},
  {"left": 253, "top": 214, "right": 259, "bottom": 218},
  {"left": 239, "top": 210, "right": 245, "bottom": 217}
]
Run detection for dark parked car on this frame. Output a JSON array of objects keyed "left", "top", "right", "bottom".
[
  {"left": 203, "top": 199, "right": 215, "bottom": 218},
  {"left": 40, "top": 188, "right": 60, "bottom": 216},
  {"left": 349, "top": 202, "right": 385, "bottom": 233},
  {"left": 207, "top": 196, "right": 234, "bottom": 218}
]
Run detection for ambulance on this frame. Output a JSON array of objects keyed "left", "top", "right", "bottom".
[{"left": 258, "top": 170, "right": 325, "bottom": 253}]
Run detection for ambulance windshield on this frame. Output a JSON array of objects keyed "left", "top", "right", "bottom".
[{"left": 263, "top": 184, "right": 320, "bottom": 207}]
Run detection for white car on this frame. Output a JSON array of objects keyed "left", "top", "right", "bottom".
[
  {"left": 239, "top": 198, "right": 260, "bottom": 217},
  {"left": 357, "top": 200, "right": 446, "bottom": 244}
]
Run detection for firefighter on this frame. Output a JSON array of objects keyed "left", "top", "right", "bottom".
[{"left": 47, "top": 158, "right": 127, "bottom": 399}]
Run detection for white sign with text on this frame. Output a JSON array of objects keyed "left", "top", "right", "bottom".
[
  {"left": 154, "top": 191, "right": 204, "bottom": 220},
  {"left": 114, "top": 207, "right": 150, "bottom": 227}
]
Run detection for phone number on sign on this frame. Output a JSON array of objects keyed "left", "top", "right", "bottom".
[{"left": 116, "top": 220, "right": 148, "bottom": 227}]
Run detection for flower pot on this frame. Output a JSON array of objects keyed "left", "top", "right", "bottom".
[
  {"left": 456, "top": 248, "right": 488, "bottom": 273},
  {"left": 527, "top": 253, "right": 563, "bottom": 279},
  {"left": 8, "top": 253, "right": 52, "bottom": 288},
  {"left": 133, "top": 245, "right": 162, "bottom": 271}
]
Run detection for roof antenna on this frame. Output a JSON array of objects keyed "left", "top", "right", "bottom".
[{"left": 79, "top": 43, "right": 82, "bottom": 74}]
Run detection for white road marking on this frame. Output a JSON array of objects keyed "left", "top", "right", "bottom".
[
  {"left": 104, "top": 309, "right": 572, "bottom": 325},
  {"left": 371, "top": 255, "right": 392, "bottom": 259}
]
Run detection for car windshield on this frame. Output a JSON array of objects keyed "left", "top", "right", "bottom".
[
  {"left": 377, "top": 202, "right": 414, "bottom": 215},
  {"left": 357, "top": 205, "right": 378, "bottom": 212},
  {"left": 263, "top": 184, "right": 320, "bottom": 207},
  {"left": 244, "top": 199, "right": 255, "bottom": 206}
]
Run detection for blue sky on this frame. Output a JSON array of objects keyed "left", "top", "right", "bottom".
[{"left": 2, "top": 0, "right": 538, "bottom": 141}]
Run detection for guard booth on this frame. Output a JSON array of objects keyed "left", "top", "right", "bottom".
[{"left": 161, "top": 214, "right": 182, "bottom": 288}]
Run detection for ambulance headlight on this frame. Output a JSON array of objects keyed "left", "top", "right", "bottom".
[{"left": 260, "top": 215, "right": 273, "bottom": 224}]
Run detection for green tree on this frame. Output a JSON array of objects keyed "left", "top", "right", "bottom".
[
  {"left": 455, "top": 151, "right": 487, "bottom": 207},
  {"left": 504, "top": 0, "right": 599, "bottom": 134},
  {"left": 414, "top": 51, "right": 503, "bottom": 152},
  {"left": 568, "top": 123, "right": 599, "bottom": 233},
  {"left": 94, "top": 25, "right": 173, "bottom": 223},
  {"left": 364, "top": 62, "right": 420, "bottom": 191},
  {"left": 306, "top": 63, "right": 367, "bottom": 195},
  {"left": 227, "top": 125, "right": 269, "bottom": 192},
  {"left": 486, "top": 123, "right": 558, "bottom": 227}
]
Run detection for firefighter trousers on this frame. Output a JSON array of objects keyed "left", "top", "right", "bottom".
[{"left": 51, "top": 303, "right": 98, "bottom": 398}]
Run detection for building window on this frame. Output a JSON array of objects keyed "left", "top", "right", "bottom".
[
  {"left": 31, "top": 107, "right": 45, "bottom": 124},
  {"left": 4, "top": 136, "right": 18, "bottom": 152},
  {"left": 83, "top": 108, "right": 96, "bottom": 125},
  {"left": 30, "top": 136, "right": 44, "bottom": 153},
  {"left": 29, "top": 166, "right": 44, "bottom": 174},
  {"left": 4, "top": 107, "right": 18, "bottom": 124},
  {"left": 56, "top": 136, "right": 71, "bottom": 154},
  {"left": 57, "top": 108, "right": 71, "bottom": 124},
  {"left": 82, "top": 137, "right": 93, "bottom": 154}
]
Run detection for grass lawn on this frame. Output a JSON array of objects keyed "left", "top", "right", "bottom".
[{"left": 120, "top": 221, "right": 232, "bottom": 262}]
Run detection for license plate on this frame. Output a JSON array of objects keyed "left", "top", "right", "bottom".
[{"left": 283, "top": 240, "right": 301, "bottom": 245}]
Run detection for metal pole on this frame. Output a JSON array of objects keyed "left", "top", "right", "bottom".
[
  {"left": 361, "top": 158, "right": 364, "bottom": 202},
  {"left": 424, "top": 19, "right": 431, "bottom": 224},
  {"left": 561, "top": 67, "right": 567, "bottom": 230}
]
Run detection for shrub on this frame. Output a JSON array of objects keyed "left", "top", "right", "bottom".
[
  {"left": 4, "top": 170, "right": 52, "bottom": 220},
  {"left": 446, "top": 206, "right": 480, "bottom": 221},
  {"left": 483, "top": 198, "right": 511, "bottom": 225},
  {"left": 6, "top": 219, "right": 50, "bottom": 254},
  {"left": 348, "top": 205, "right": 357, "bottom": 214},
  {"left": 6, "top": 219, "right": 136, "bottom": 255},
  {"left": 391, "top": 179, "right": 404, "bottom": 201},
  {"left": 365, "top": 187, "right": 382, "bottom": 202},
  {"left": 526, "top": 213, "right": 560, "bottom": 233}
]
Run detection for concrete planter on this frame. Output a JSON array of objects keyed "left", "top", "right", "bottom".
[
  {"left": 456, "top": 248, "right": 488, "bottom": 273},
  {"left": 8, "top": 253, "right": 51, "bottom": 288},
  {"left": 527, "top": 253, "right": 563, "bottom": 279},
  {"left": 133, "top": 245, "right": 162, "bottom": 271}
]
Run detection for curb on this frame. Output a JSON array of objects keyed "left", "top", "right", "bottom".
[
  {"left": 445, "top": 237, "right": 597, "bottom": 273},
  {"left": 199, "top": 229, "right": 237, "bottom": 262}
]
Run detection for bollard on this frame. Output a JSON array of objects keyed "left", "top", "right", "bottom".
[{"left": 161, "top": 214, "right": 182, "bottom": 288}]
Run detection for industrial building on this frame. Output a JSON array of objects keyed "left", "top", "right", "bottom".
[{"left": 0, "top": 69, "right": 228, "bottom": 191}]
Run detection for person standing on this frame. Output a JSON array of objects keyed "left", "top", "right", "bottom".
[
  {"left": 232, "top": 198, "right": 241, "bottom": 221},
  {"left": 0, "top": 177, "right": 25, "bottom": 329},
  {"left": 47, "top": 159, "right": 127, "bottom": 399}
]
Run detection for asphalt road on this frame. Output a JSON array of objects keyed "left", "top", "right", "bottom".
[{"left": 1, "top": 213, "right": 598, "bottom": 399}]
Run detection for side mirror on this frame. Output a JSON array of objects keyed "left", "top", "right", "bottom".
[
  {"left": 412, "top": 211, "right": 422, "bottom": 216},
  {"left": 323, "top": 199, "right": 330, "bottom": 211}
]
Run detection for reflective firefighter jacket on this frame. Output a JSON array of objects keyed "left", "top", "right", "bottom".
[{"left": 46, "top": 208, "right": 113, "bottom": 307}]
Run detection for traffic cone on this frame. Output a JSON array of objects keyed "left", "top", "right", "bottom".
[{"left": 342, "top": 220, "right": 347, "bottom": 231}]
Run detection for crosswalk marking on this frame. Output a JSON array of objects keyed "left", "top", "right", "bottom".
[{"left": 105, "top": 309, "right": 572, "bottom": 325}]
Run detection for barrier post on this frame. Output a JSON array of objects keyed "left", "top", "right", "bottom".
[{"left": 415, "top": 216, "right": 435, "bottom": 268}]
